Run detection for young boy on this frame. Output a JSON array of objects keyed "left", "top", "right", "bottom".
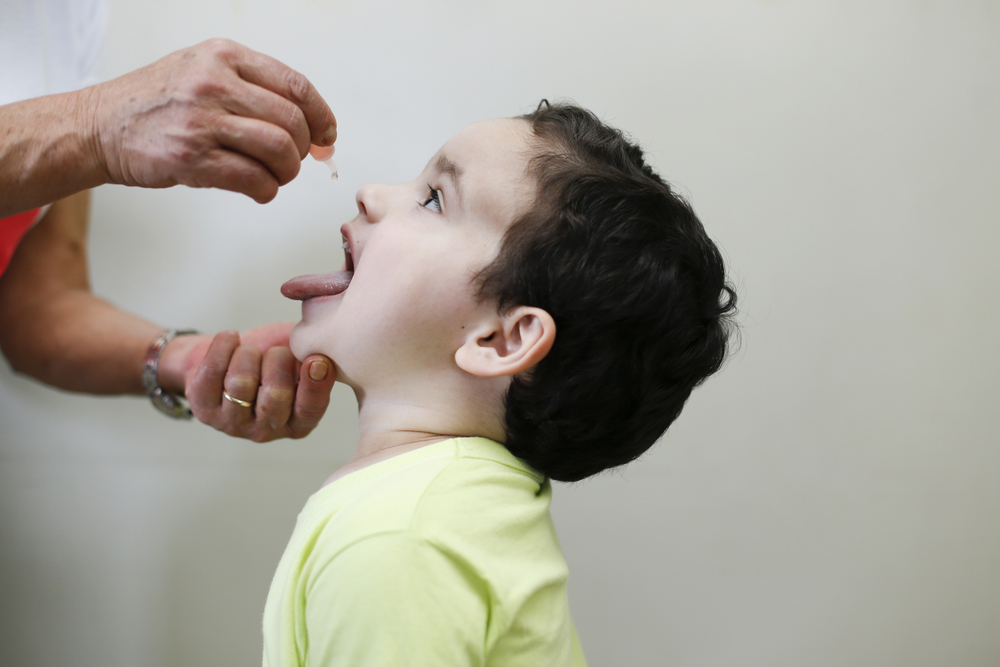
[{"left": 265, "top": 102, "right": 737, "bottom": 666}]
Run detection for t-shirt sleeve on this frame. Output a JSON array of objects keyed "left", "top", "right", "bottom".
[{"left": 303, "top": 531, "right": 490, "bottom": 667}]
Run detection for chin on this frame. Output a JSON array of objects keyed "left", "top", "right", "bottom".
[{"left": 288, "top": 321, "right": 318, "bottom": 363}]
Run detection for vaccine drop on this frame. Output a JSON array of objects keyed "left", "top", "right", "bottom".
[{"left": 309, "top": 144, "right": 338, "bottom": 180}]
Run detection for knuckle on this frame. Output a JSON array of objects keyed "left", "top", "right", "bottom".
[
  {"left": 296, "top": 399, "right": 327, "bottom": 423},
  {"left": 224, "top": 162, "right": 275, "bottom": 202},
  {"left": 189, "top": 404, "right": 211, "bottom": 423},
  {"left": 281, "top": 100, "right": 303, "bottom": 129},
  {"left": 227, "top": 375, "right": 258, "bottom": 396},
  {"left": 283, "top": 70, "right": 311, "bottom": 105},
  {"left": 185, "top": 172, "right": 215, "bottom": 190},
  {"left": 211, "top": 161, "right": 256, "bottom": 195},
  {"left": 275, "top": 103, "right": 306, "bottom": 146},
  {"left": 260, "top": 384, "right": 296, "bottom": 407},
  {"left": 295, "top": 410, "right": 323, "bottom": 428},
  {"left": 171, "top": 142, "right": 201, "bottom": 169},
  {"left": 194, "top": 356, "right": 224, "bottom": 381},
  {"left": 188, "top": 75, "right": 226, "bottom": 101},
  {"left": 250, "top": 429, "right": 275, "bottom": 444},
  {"left": 263, "top": 124, "right": 294, "bottom": 157},
  {"left": 185, "top": 374, "right": 205, "bottom": 396},
  {"left": 187, "top": 392, "right": 209, "bottom": 414},
  {"left": 204, "top": 37, "right": 236, "bottom": 59},
  {"left": 253, "top": 179, "right": 279, "bottom": 204},
  {"left": 168, "top": 137, "right": 215, "bottom": 176},
  {"left": 273, "top": 160, "right": 299, "bottom": 187}
]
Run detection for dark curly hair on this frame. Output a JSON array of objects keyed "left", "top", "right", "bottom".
[{"left": 474, "top": 101, "right": 738, "bottom": 482}]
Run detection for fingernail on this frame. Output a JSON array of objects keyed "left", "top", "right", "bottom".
[
  {"left": 322, "top": 124, "right": 337, "bottom": 145},
  {"left": 309, "top": 360, "right": 329, "bottom": 382}
]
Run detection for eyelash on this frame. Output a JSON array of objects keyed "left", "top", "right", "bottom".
[{"left": 421, "top": 184, "right": 442, "bottom": 213}]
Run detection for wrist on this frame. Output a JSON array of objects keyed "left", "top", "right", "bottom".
[
  {"left": 70, "top": 84, "right": 114, "bottom": 188},
  {"left": 158, "top": 332, "right": 211, "bottom": 394},
  {"left": 143, "top": 329, "right": 201, "bottom": 420}
]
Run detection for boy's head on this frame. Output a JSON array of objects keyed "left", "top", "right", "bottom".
[{"left": 287, "top": 102, "right": 736, "bottom": 482}]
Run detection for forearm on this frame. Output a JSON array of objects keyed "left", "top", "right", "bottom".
[
  {"left": 0, "top": 89, "right": 108, "bottom": 219},
  {"left": 0, "top": 189, "right": 205, "bottom": 395},
  {"left": 0, "top": 288, "right": 162, "bottom": 394}
]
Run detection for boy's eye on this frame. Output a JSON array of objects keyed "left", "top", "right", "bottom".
[{"left": 421, "top": 185, "right": 442, "bottom": 213}]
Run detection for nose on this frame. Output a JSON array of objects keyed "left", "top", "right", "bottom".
[{"left": 355, "top": 183, "right": 389, "bottom": 224}]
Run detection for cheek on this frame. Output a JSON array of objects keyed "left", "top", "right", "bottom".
[{"left": 350, "top": 269, "right": 468, "bottom": 332}]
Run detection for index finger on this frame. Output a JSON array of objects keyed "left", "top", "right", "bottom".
[
  {"left": 233, "top": 46, "right": 337, "bottom": 149},
  {"left": 187, "top": 330, "right": 240, "bottom": 414}
]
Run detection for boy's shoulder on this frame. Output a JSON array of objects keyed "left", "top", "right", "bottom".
[
  {"left": 264, "top": 437, "right": 583, "bottom": 666},
  {"left": 306, "top": 437, "right": 553, "bottom": 553},
  {"left": 285, "top": 436, "right": 570, "bottom": 629}
]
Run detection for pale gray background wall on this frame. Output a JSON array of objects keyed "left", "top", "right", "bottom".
[{"left": 1, "top": 1, "right": 998, "bottom": 665}]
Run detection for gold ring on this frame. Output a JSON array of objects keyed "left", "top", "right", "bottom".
[{"left": 223, "top": 390, "right": 253, "bottom": 408}]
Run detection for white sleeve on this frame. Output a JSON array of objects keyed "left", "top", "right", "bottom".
[
  {"left": 72, "top": 0, "right": 108, "bottom": 88},
  {"left": 0, "top": 0, "right": 107, "bottom": 105}
]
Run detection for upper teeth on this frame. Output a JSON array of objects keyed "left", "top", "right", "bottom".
[{"left": 342, "top": 241, "right": 351, "bottom": 253}]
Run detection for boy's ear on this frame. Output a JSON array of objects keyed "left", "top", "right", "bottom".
[{"left": 455, "top": 306, "right": 556, "bottom": 378}]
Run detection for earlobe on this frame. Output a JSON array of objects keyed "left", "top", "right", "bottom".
[{"left": 455, "top": 307, "right": 556, "bottom": 378}]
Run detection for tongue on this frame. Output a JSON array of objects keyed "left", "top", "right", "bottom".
[{"left": 281, "top": 271, "right": 353, "bottom": 300}]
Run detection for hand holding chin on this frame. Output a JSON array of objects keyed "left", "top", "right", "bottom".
[{"left": 178, "top": 324, "right": 336, "bottom": 441}]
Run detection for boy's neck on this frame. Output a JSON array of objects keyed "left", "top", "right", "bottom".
[{"left": 326, "top": 372, "right": 508, "bottom": 485}]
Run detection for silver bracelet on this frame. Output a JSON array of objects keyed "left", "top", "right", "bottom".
[{"left": 142, "top": 329, "right": 199, "bottom": 420}]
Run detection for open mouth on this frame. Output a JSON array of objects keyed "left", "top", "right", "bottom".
[
  {"left": 280, "top": 232, "right": 356, "bottom": 301},
  {"left": 343, "top": 237, "right": 355, "bottom": 272}
]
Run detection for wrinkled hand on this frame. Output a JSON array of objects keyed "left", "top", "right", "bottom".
[
  {"left": 93, "top": 39, "right": 336, "bottom": 203},
  {"left": 181, "top": 323, "right": 336, "bottom": 442}
]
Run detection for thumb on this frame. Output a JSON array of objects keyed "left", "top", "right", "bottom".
[{"left": 302, "top": 355, "right": 335, "bottom": 385}]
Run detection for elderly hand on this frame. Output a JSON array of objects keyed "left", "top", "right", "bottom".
[
  {"left": 92, "top": 39, "right": 336, "bottom": 204},
  {"left": 163, "top": 323, "right": 336, "bottom": 442}
]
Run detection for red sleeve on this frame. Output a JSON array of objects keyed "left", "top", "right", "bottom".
[{"left": 0, "top": 208, "right": 43, "bottom": 277}]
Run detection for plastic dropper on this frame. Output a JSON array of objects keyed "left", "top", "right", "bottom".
[{"left": 309, "top": 143, "right": 338, "bottom": 180}]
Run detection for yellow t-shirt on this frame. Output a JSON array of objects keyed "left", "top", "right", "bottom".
[{"left": 262, "top": 437, "right": 587, "bottom": 667}]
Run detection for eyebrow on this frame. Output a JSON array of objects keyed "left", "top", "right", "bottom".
[{"left": 434, "top": 154, "right": 463, "bottom": 205}]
